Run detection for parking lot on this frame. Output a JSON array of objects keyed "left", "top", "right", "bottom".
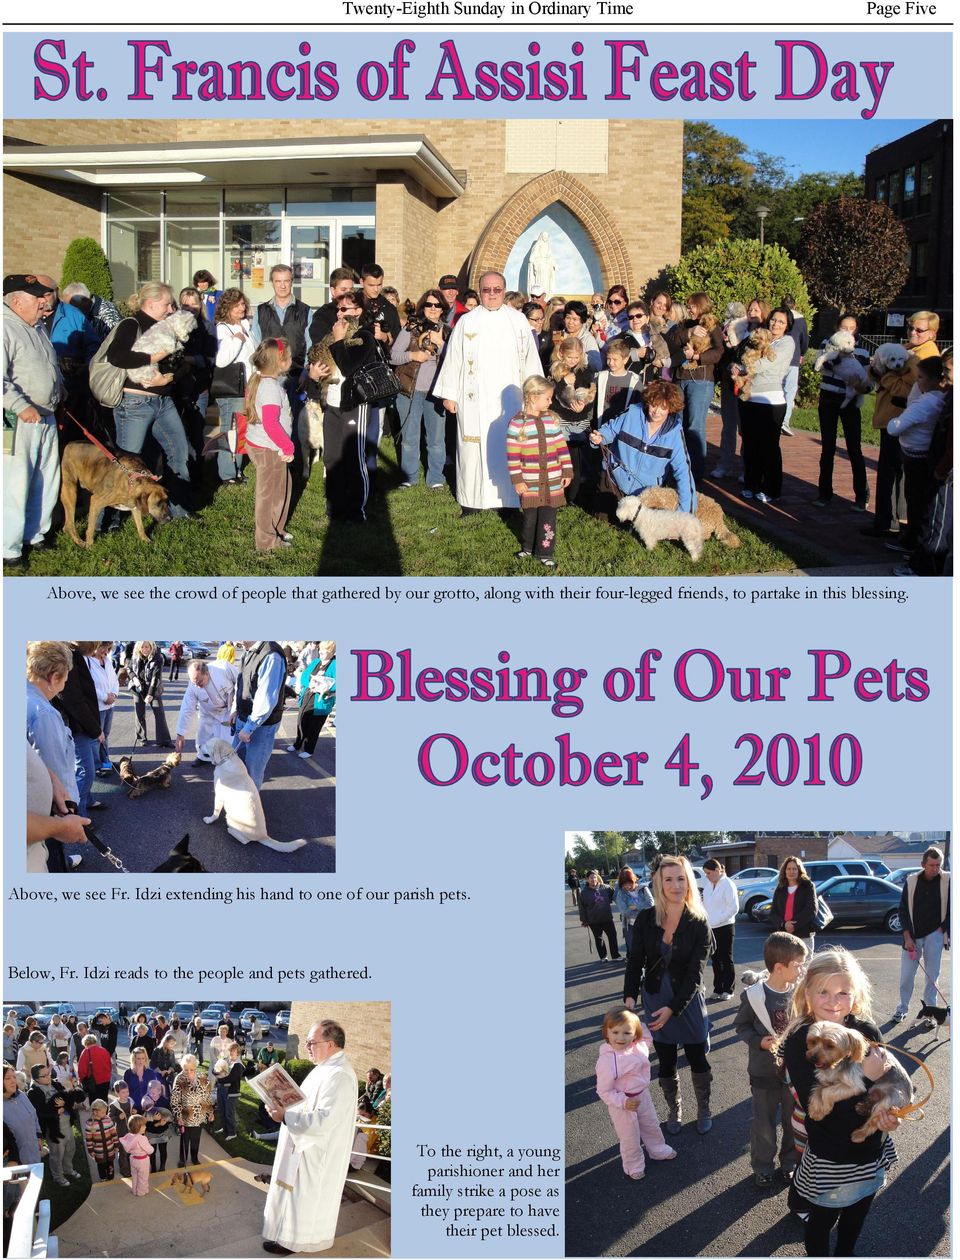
[{"left": 564, "top": 899, "right": 950, "bottom": 1257}]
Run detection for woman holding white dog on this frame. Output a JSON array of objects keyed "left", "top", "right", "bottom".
[
  {"left": 733, "top": 307, "right": 795, "bottom": 504},
  {"left": 814, "top": 314, "right": 873, "bottom": 510},
  {"left": 778, "top": 949, "right": 900, "bottom": 1257},
  {"left": 106, "top": 281, "right": 195, "bottom": 519}
]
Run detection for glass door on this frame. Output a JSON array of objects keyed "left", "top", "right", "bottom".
[{"left": 284, "top": 221, "right": 331, "bottom": 307}]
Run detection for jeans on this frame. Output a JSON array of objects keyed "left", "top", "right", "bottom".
[
  {"left": 74, "top": 732, "right": 100, "bottom": 815},
  {"left": 114, "top": 392, "right": 192, "bottom": 517},
  {"left": 399, "top": 390, "right": 446, "bottom": 485},
  {"left": 99, "top": 708, "right": 115, "bottom": 767},
  {"left": 216, "top": 397, "right": 244, "bottom": 481},
  {"left": 898, "top": 929, "right": 946, "bottom": 1012},
  {"left": 3, "top": 414, "right": 61, "bottom": 559},
  {"left": 679, "top": 378, "right": 713, "bottom": 482},
  {"left": 235, "top": 721, "right": 280, "bottom": 789},
  {"left": 782, "top": 365, "right": 800, "bottom": 427}
]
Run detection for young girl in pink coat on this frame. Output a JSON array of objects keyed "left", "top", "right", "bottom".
[
  {"left": 119, "top": 1115, "right": 153, "bottom": 1195},
  {"left": 596, "top": 1006, "right": 677, "bottom": 1179}
]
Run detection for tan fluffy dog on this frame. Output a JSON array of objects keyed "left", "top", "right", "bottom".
[
  {"left": 805, "top": 1020, "right": 912, "bottom": 1141},
  {"left": 638, "top": 487, "right": 741, "bottom": 549},
  {"left": 736, "top": 328, "right": 777, "bottom": 401},
  {"left": 60, "top": 442, "right": 171, "bottom": 547}
]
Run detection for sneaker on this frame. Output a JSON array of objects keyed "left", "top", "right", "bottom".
[
  {"left": 781, "top": 426, "right": 794, "bottom": 436},
  {"left": 68, "top": 856, "right": 83, "bottom": 872},
  {"left": 397, "top": 482, "right": 415, "bottom": 490},
  {"left": 67, "top": 1169, "right": 82, "bottom": 1181},
  {"left": 885, "top": 539, "right": 913, "bottom": 554},
  {"left": 891, "top": 1009, "right": 908, "bottom": 1023},
  {"left": 627, "top": 1170, "right": 646, "bottom": 1180},
  {"left": 279, "top": 532, "right": 294, "bottom": 542},
  {"left": 515, "top": 550, "right": 532, "bottom": 559},
  {"left": 779, "top": 1167, "right": 795, "bottom": 1184},
  {"left": 710, "top": 465, "right": 731, "bottom": 478},
  {"left": 852, "top": 500, "right": 869, "bottom": 513},
  {"left": 598, "top": 956, "right": 608, "bottom": 964},
  {"left": 811, "top": 497, "right": 831, "bottom": 507},
  {"left": 540, "top": 558, "right": 557, "bottom": 568},
  {"left": 740, "top": 489, "right": 754, "bottom": 500},
  {"left": 893, "top": 564, "right": 917, "bottom": 577},
  {"left": 755, "top": 492, "right": 772, "bottom": 504},
  {"left": 297, "top": 750, "right": 311, "bottom": 759},
  {"left": 428, "top": 482, "right": 446, "bottom": 489},
  {"left": 285, "top": 744, "right": 297, "bottom": 753},
  {"left": 754, "top": 1172, "right": 775, "bottom": 1188}
]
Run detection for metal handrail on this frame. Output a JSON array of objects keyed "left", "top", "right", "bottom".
[{"left": 2, "top": 1163, "right": 56, "bottom": 1259}]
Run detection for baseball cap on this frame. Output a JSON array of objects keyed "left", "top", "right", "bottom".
[
  {"left": 529, "top": 285, "right": 546, "bottom": 297},
  {"left": 3, "top": 274, "right": 54, "bottom": 297},
  {"left": 438, "top": 274, "right": 460, "bottom": 289}
]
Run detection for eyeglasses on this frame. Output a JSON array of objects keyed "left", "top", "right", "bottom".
[{"left": 481, "top": 286, "right": 504, "bottom": 295}]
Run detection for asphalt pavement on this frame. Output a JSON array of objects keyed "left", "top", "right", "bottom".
[
  {"left": 564, "top": 898, "right": 950, "bottom": 1257},
  {"left": 62, "top": 680, "right": 336, "bottom": 873}
]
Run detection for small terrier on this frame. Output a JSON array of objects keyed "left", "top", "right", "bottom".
[{"left": 805, "top": 1020, "right": 912, "bottom": 1142}]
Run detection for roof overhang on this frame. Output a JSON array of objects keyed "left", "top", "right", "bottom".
[{"left": 3, "top": 134, "right": 465, "bottom": 199}]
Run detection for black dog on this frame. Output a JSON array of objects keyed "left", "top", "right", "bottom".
[
  {"left": 152, "top": 835, "right": 206, "bottom": 873},
  {"left": 918, "top": 1003, "right": 950, "bottom": 1027}
]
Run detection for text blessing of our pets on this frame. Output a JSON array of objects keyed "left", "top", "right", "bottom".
[
  {"left": 30, "top": 38, "right": 897, "bottom": 119},
  {"left": 350, "top": 647, "right": 932, "bottom": 792}
]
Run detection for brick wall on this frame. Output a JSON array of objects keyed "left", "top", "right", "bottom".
[
  {"left": 287, "top": 1001, "right": 390, "bottom": 1081},
  {"left": 753, "top": 836, "right": 829, "bottom": 868},
  {"left": 3, "top": 173, "right": 102, "bottom": 278}
]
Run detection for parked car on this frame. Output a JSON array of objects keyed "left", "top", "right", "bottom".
[
  {"left": 200, "top": 1007, "right": 230, "bottom": 1034},
  {"left": 730, "top": 867, "right": 778, "bottom": 886},
  {"left": 3, "top": 1003, "right": 37, "bottom": 1021},
  {"left": 34, "top": 1002, "right": 78, "bottom": 1030},
  {"left": 170, "top": 1002, "right": 197, "bottom": 1024},
  {"left": 158, "top": 641, "right": 211, "bottom": 664},
  {"left": 240, "top": 1009, "right": 271, "bottom": 1032},
  {"left": 738, "top": 861, "right": 876, "bottom": 921},
  {"left": 864, "top": 860, "right": 893, "bottom": 879},
  {"left": 887, "top": 866, "right": 922, "bottom": 890},
  {"left": 754, "top": 876, "right": 903, "bottom": 934},
  {"left": 274, "top": 1009, "right": 291, "bottom": 1029}
]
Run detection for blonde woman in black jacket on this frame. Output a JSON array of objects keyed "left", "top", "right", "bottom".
[
  {"left": 129, "top": 641, "right": 174, "bottom": 748},
  {"left": 623, "top": 855, "right": 713, "bottom": 1134}
]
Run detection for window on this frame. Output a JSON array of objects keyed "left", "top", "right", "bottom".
[
  {"left": 918, "top": 159, "right": 934, "bottom": 213},
  {"left": 888, "top": 169, "right": 902, "bottom": 211},
  {"left": 165, "top": 186, "right": 222, "bottom": 217},
  {"left": 286, "top": 185, "right": 375, "bottom": 216},
  {"left": 225, "top": 220, "right": 283, "bottom": 306},
  {"left": 225, "top": 187, "right": 282, "bottom": 217},
  {"left": 902, "top": 165, "right": 917, "bottom": 216},
  {"left": 167, "top": 221, "right": 220, "bottom": 296},
  {"left": 107, "top": 220, "right": 161, "bottom": 296},
  {"left": 912, "top": 240, "right": 929, "bottom": 295},
  {"left": 875, "top": 175, "right": 888, "bottom": 204}
]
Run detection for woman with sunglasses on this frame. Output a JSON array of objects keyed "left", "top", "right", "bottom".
[{"left": 390, "top": 289, "right": 451, "bottom": 488}]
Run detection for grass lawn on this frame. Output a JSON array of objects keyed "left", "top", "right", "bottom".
[
  {"left": 789, "top": 395, "right": 879, "bottom": 447},
  {"left": 7, "top": 435, "right": 820, "bottom": 578}
]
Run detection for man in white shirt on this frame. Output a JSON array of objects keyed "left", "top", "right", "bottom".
[
  {"left": 701, "top": 859, "right": 740, "bottom": 1000},
  {"left": 175, "top": 657, "right": 239, "bottom": 766}
]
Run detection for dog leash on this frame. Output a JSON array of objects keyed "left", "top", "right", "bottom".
[
  {"left": 62, "top": 407, "right": 161, "bottom": 484},
  {"left": 872, "top": 1042, "right": 935, "bottom": 1119},
  {"left": 915, "top": 956, "right": 952, "bottom": 1009}
]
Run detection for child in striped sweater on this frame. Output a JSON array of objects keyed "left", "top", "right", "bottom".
[{"left": 507, "top": 375, "right": 573, "bottom": 568}]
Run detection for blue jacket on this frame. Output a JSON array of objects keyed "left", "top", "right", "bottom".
[
  {"left": 597, "top": 404, "right": 697, "bottom": 513},
  {"left": 50, "top": 300, "right": 99, "bottom": 363}
]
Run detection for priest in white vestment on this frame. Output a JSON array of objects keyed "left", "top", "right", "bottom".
[
  {"left": 434, "top": 270, "right": 542, "bottom": 510},
  {"left": 262, "top": 1021, "right": 359, "bottom": 1255},
  {"left": 174, "top": 658, "right": 239, "bottom": 765}
]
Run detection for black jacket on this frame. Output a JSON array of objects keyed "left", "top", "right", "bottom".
[
  {"left": 329, "top": 328, "right": 386, "bottom": 411},
  {"left": 768, "top": 880, "right": 817, "bottom": 938},
  {"left": 623, "top": 906, "right": 711, "bottom": 1017},
  {"left": 578, "top": 884, "right": 615, "bottom": 926},
  {"left": 783, "top": 1015, "right": 885, "bottom": 1165},
  {"left": 130, "top": 649, "right": 165, "bottom": 702},
  {"left": 53, "top": 646, "right": 101, "bottom": 739}
]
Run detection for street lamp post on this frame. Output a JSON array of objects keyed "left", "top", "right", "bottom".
[{"left": 757, "top": 204, "right": 770, "bottom": 248}]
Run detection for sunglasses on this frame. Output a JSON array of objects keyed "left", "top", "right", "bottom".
[
  {"left": 481, "top": 286, "right": 504, "bottom": 295},
  {"left": 608, "top": 298, "right": 625, "bottom": 307},
  {"left": 423, "top": 301, "right": 443, "bottom": 309},
  {"left": 629, "top": 313, "right": 646, "bottom": 320}
]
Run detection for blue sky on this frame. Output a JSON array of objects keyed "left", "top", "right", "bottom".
[{"left": 698, "top": 118, "right": 934, "bottom": 177}]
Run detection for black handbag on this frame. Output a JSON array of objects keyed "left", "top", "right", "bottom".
[
  {"left": 210, "top": 361, "right": 247, "bottom": 400},
  {"left": 351, "top": 352, "right": 401, "bottom": 406}
]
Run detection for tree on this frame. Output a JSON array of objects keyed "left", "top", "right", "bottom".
[
  {"left": 60, "top": 237, "right": 114, "bottom": 300},
  {"left": 798, "top": 195, "right": 909, "bottom": 316},
  {"left": 681, "top": 122, "right": 756, "bottom": 252},
  {"left": 658, "top": 238, "right": 815, "bottom": 326}
]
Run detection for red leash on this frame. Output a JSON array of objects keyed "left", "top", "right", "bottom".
[{"left": 61, "top": 407, "right": 161, "bottom": 483}]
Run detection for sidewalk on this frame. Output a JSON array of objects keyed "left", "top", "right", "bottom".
[
  {"left": 58, "top": 1133, "right": 390, "bottom": 1258},
  {"left": 704, "top": 413, "right": 902, "bottom": 574}
]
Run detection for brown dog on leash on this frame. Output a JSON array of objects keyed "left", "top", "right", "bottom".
[
  {"left": 167, "top": 1169, "right": 213, "bottom": 1196},
  {"left": 60, "top": 441, "right": 172, "bottom": 547}
]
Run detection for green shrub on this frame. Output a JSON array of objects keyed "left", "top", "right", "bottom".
[
  {"left": 655, "top": 238, "right": 815, "bottom": 327},
  {"left": 283, "top": 1057, "right": 315, "bottom": 1085},
  {"left": 797, "top": 352, "right": 821, "bottom": 408},
  {"left": 60, "top": 237, "right": 113, "bottom": 300},
  {"left": 375, "top": 1097, "right": 391, "bottom": 1159}
]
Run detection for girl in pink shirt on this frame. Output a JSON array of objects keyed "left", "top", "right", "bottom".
[
  {"left": 596, "top": 1006, "right": 677, "bottom": 1179},
  {"left": 119, "top": 1115, "right": 153, "bottom": 1196}
]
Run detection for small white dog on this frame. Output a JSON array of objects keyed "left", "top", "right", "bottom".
[
  {"left": 814, "top": 331, "right": 870, "bottom": 405},
  {"left": 200, "top": 737, "right": 306, "bottom": 854},
  {"left": 871, "top": 341, "right": 911, "bottom": 374},
  {"left": 298, "top": 399, "right": 324, "bottom": 479},
  {"left": 616, "top": 497, "right": 703, "bottom": 561},
  {"left": 127, "top": 310, "right": 197, "bottom": 387}
]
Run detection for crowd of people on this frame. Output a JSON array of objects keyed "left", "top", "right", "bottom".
[
  {"left": 5, "top": 265, "right": 951, "bottom": 571},
  {"left": 25, "top": 639, "right": 335, "bottom": 872},
  {"left": 3, "top": 1005, "right": 390, "bottom": 1234},
  {"left": 573, "top": 847, "right": 949, "bottom": 1257}
]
